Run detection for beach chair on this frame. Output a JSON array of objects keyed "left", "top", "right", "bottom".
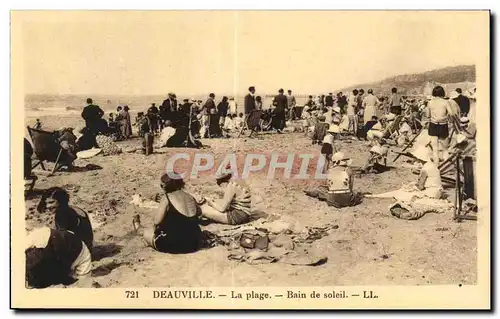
[
  {"left": 386, "top": 115, "right": 403, "bottom": 137},
  {"left": 26, "top": 126, "right": 70, "bottom": 175}
]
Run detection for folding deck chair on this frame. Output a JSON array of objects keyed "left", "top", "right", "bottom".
[{"left": 27, "top": 126, "right": 72, "bottom": 175}]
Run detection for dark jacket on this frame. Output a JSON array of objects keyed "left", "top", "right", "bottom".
[
  {"left": 81, "top": 104, "right": 104, "bottom": 122},
  {"left": 273, "top": 94, "right": 288, "bottom": 113},
  {"left": 217, "top": 101, "right": 229, "bottom": 117},
  {"left": 453, "top": 94, "right": 471, "bottom": 115},
  {"left": 325, "top": 95, "right": 334, "bottom": 107},
  {"left": 160, "top": 99, "right": 177, "bottom": 119},
  {"left": 203, "top": 98, "right": 216, "bottom": 114},
  {"left": 244, "top": 94, "right": 256, "bottom": 115}
]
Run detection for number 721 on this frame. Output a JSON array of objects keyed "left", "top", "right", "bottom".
[{"left": 125, "top": 290, "right": 139, "bottom": 298}]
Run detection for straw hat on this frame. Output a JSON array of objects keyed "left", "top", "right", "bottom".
[
  {"left": 460, "top": 116, "right": 470, "bottom": 125},
  {"left": 331, "top": 152, "right": 351, "bottom": 166},
  {"left": 333, "top": 106, "right": 341, "bottom": 114}
]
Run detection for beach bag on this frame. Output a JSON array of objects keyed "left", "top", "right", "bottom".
[{"left": 239, "top": 231, "right": 269, "bottom": 250}]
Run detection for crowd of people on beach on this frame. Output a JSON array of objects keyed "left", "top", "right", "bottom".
[{"left": 24, "top": 83, "right": 477, "bottom": 288}]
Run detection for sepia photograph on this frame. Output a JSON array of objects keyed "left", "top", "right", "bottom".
[{"left": 10, "top": 9, "right": 490, "bottom": 309}]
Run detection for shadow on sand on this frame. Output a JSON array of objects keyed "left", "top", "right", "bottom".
[{"left": 92, "top": 243, "right": 123, "bottom": 262}]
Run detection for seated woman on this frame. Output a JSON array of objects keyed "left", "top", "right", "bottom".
[
  {"left": 415, "top": 156, "right": 443, "bottom": 199},
  {"left": 199, "top": 165, "right": 252, "bottom": 225},
  {"left": 132, "top": 173, "right": 202, "bottom": 254},
  {"left": 56, "top": 127, "right": 78, "bottom": 169},
  {"left": 25, "top": 227, "right": 92, "bottom": 288},
  {"left": 37, "top": 187, "right": 94, "bottom": 251}
]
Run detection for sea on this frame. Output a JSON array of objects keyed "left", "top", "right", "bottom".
[{"left": 24, "top": 94, "right": 312, "bottom": 118}]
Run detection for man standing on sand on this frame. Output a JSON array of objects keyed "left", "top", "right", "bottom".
[
  {"left": 337, "top": 92, "right": 348, "bottom": 113},
  {"left": 347, "top": 90, "right": 358, "bottom": 135},
  {"left": 325, "top": 93, "right": 334, "bottom": 108},
  {"left": 362, "top": 89, "right": 379, "bottom": 124},
  {"left": 453, "top": 88, "right": 471, "bottom": 116},
  {"left": 81, "top": 98, "right": 105, "bottom": 134},
  {"left": 272, "top": 88, "right": 288, "bottom": 133},
  {"left": 147, "top": 103, "right": 159, "bottom": 134},
  {"left": 287, "top": 89, "right": 297, "bottom": 120},
  {"left": 244, "top": 86, "right": 256, "bottom": 118},
  {"left": 229, "top": 97, "right": 238, "bottom": 115},
  {"left": 426, "top": 85, "right": 453, "bottom": 164},
  {"left": 160, "top": 93, "right": 178, "bottom": 126},
  {"left": 387, "top": 87, "right": 402, "bottom": 115}
]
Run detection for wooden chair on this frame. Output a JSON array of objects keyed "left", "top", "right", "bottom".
[
  {"left": 386, "top": 115, "right": 403, "bottom": 137},
  {"left": 26, "top": 126, "right": 70, "bottom": 175}
]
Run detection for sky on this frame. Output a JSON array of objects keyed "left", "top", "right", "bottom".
[{"left": 19, "top": 11, "right": 488, "bottom": 96}]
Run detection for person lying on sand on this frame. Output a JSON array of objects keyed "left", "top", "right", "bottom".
[
  {"left": 133, "top": 173, "right": 202, "bottom": 254},
  {"left": 199, "top": 164, "right": 252, "bottom": 225},
  {"left": 37, "top": 187, "right": 94, "bottom": 251},
  {"left": 25, "top": 227, "right": 92, "bottom": 288},
  {"left": 365, "top": 156, "right": 443, "bottom": 201}
]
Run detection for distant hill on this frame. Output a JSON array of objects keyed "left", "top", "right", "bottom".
[{"left": 341, "top": 65, "right": 476, "bottom": 95}]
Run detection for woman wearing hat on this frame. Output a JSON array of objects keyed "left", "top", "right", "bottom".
[
  {"left": 199, "top": 165, "right": 252, "bottom": 225},
  {"left": 132, "top": 173, "right": 202, "bottom": 253}
]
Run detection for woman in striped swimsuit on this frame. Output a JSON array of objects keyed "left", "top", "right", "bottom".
[{"left": 200, "top": 166, "right": 252, "bottom": 225}]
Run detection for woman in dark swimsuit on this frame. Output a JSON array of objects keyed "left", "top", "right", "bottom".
[{"left": 133, "top": 173, "right": 201, "bottom": 254}]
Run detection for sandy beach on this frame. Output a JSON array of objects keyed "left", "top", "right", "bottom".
[{"left": 24, "top": 111, "right": 477, "bottom": 288}]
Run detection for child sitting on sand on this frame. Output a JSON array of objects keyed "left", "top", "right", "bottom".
[
  {"left": 223, "top": 114, "right": 234, "bottom": 132},
  {"left": 234, "top": 113, "right": 244, "bottom": 129}
]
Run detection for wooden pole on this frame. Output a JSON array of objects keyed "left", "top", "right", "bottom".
[
  {"left": 50, "top": 149, "right": 63, "bottom": 176},
  {"left": 454, "top": 153, "right": 462, "bottom": 221}
]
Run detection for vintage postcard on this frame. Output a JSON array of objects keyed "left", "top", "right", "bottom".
[{"left": 11, "top": 10, "right": 490, "bottom": 309}]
